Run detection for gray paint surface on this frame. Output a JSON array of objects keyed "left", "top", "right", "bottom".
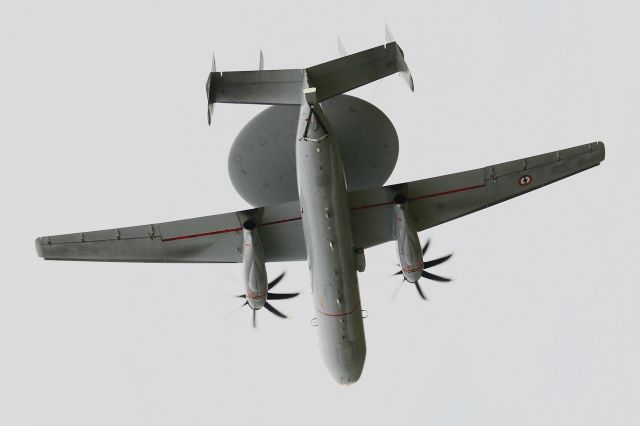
[
  {"left": 35, "top": 142, "right": 604, "bottom": 264},
  {"left": 3, "top": 2, "right": 639, "bottom": 425},
  {"left": 228, "top": 95, "right": 399, "bottom": 206}
]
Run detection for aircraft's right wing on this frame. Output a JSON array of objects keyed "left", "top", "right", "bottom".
[
  {"left": 349, "top": 142, "right": 605, "bottom": 249},
  {"left": 35, "top": 200, "right": 306, "bottom": 263}
]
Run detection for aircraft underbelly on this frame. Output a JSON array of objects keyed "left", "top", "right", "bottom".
[{"left": 296, "top": 104, "right": 366, "bottom": 385}]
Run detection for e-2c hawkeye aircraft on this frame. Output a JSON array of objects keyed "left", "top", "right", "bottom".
[{"left": 35, "top": 30, "right": 605, "bottom": 384}]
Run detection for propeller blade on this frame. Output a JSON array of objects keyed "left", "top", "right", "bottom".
[
  {"left": 267, "top": 292, "right": 300, "bottom": 300},
  {"left": 422, "top": 239, "right": 431, "bottom": 256},
  {"left": 252, "top": 309, "right": 257, "bottom": 328},
  {"left": 391, "top": 281, "right": 404, "bottom": 300},
  {"left": 236, "top": 294, "right": 247, "bottom": 299},
  {"left": 264, "top": 302, "right": 287, "bottom": 319},
  {"left": 421, "top": 270, "right": 452, "bottom": 283},
  {"left": 414, "top": 282, "right": 427, "bottom": 300},
  {"left": 423, "top": 253, "right": 453, "bottom": 269},
  {"left": 267, "top": 272, "right": 286, "bottom": 290},
  {"left": 393, "top": 270, "right": 403, "bottom": 276}
]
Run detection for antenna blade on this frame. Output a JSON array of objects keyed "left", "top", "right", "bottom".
[
  {"left": 385, "top": 23, "right": 395, "bottom": 44},
  {"left": 337, "top": 37, "right": 347, "bottom": 57}
]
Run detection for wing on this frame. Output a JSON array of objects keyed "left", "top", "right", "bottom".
[
  {"left": 350, "top": 142, "right": 605, "bottom": 249},
  {"left": 35, "top": 200, "right": 306, "bottom": 263}
]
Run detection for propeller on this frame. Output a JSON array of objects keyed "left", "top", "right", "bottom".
[
  {"left": 394, "top": 239, "right": 453, "bottom": 300},
  {"left": 205, "top": 51, "right": 216, "bottom": 125},
  {"left": 236, "top": 272, "right": 300, "bottom": 328}
]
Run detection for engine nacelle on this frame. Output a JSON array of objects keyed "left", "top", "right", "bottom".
[
  {"left": 393, "top": 195, "right": 423, "bottom": 283},
  {"left": 242, "top": 219, "right": 268, "bottom": 310}
]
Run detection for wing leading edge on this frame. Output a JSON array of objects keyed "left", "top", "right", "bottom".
[
  {"left": 36, "top": 142, "right": 604, "bottom": 263},
  {"left": 350, "top": 142, "right": 605, "bottom": 249}
]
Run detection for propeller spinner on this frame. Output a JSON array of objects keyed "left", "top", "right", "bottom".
[
  {"left": 394, "top": 240, "right": 453, "bottom": 300},
  {"left": 236, "top": 272, "right": 300, "bottom": 328}
]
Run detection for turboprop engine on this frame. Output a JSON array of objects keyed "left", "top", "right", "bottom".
[
  {"left": 392, "top": 194, "right": 424, "bottom": 283},
  {"left": 235, "top": 216, "right": 300, "bottom": 327},
  {"left": 392, "top": 194, "right": 454, "bottom": 300},
  {"left": 241, "top": 219, "right": 268, "bottom": 309}
]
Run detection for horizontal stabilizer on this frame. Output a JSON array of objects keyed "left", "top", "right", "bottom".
[
  {"left": 208, "top": 69, "right": 304, "bottom": 106},
  {"left": 205, "top": 41, "right": 413, "bottom": 114},
  {"left": 307, "top": 41, "right": 414, "bottom": 100}
]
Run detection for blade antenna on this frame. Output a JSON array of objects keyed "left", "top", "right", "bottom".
[
  {"left": 384, "top": 23, "right": 395, "bottom": 44},
  {"left": 337, "top": 37, "right": 348, "bottom": 57}
]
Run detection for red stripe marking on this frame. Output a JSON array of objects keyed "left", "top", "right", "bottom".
[
  {"left": 407, "top": 183, "right": 486, "bottom": 202},
  {"left": 161, "top": 227, "right": 242, "bottom": 242},
  {"left": 351, "top": 183, "right": 485, "bottom": 211},
  {"left": 350, "top": 200, "right": 394, "bottom": 211},
  {"left": 246, "top": 292, "right": 267, "bottom": 300},
  {"left": 161, "top": 183, "right": 485, "bottom": 242},
  {"left": 258, "top": 217, "right": 302, "bottom": 227},
  {"left": 160, "top": 218, "right": 303, "bottom": 242},
  {"left": 317, "top": 303, "right": 361, "bottom": 318}
]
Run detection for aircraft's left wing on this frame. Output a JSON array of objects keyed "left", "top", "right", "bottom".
[
  {"left": 35, "top": 201, "right": 306, "bottom": 263},
  {"left": 350, "top": 142, "right": 605, "bottom": 249}
]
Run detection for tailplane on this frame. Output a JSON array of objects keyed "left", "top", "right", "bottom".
[{"left": 205, "top": 28, "right": 414, "bottom": 124}]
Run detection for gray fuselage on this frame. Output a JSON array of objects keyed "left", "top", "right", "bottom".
[{"left": 295, "top": 100, "right": 366, "bottom": 385}]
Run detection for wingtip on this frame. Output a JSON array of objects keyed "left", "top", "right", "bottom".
[
  {"left": 337, "top": 36, "right": 347, "bottom": 57},
  {"left": 598, "top": 141, "right": 606, "bottom": 161},
  {"left": 35, "top": 237, "right": 44, "bottom": 258},
  {"left": 207, "top": 103, "right": 214, "bottom": 126}
]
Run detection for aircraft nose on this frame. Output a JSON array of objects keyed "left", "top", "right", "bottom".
[{"left": 330, "top": 341, "right": 366, "bottom": 385}]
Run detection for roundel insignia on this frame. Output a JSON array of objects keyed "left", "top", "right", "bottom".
[{"left": 519, "top": 175, "right": 532, "bottom": 186}]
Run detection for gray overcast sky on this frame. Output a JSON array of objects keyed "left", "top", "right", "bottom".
[{"left": 1, "top": 0, "right": 639, "bottom": 425}]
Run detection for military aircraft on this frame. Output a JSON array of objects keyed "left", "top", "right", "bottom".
[{"left": 35, "top": 29, "right": 605, "bottom": 385}]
